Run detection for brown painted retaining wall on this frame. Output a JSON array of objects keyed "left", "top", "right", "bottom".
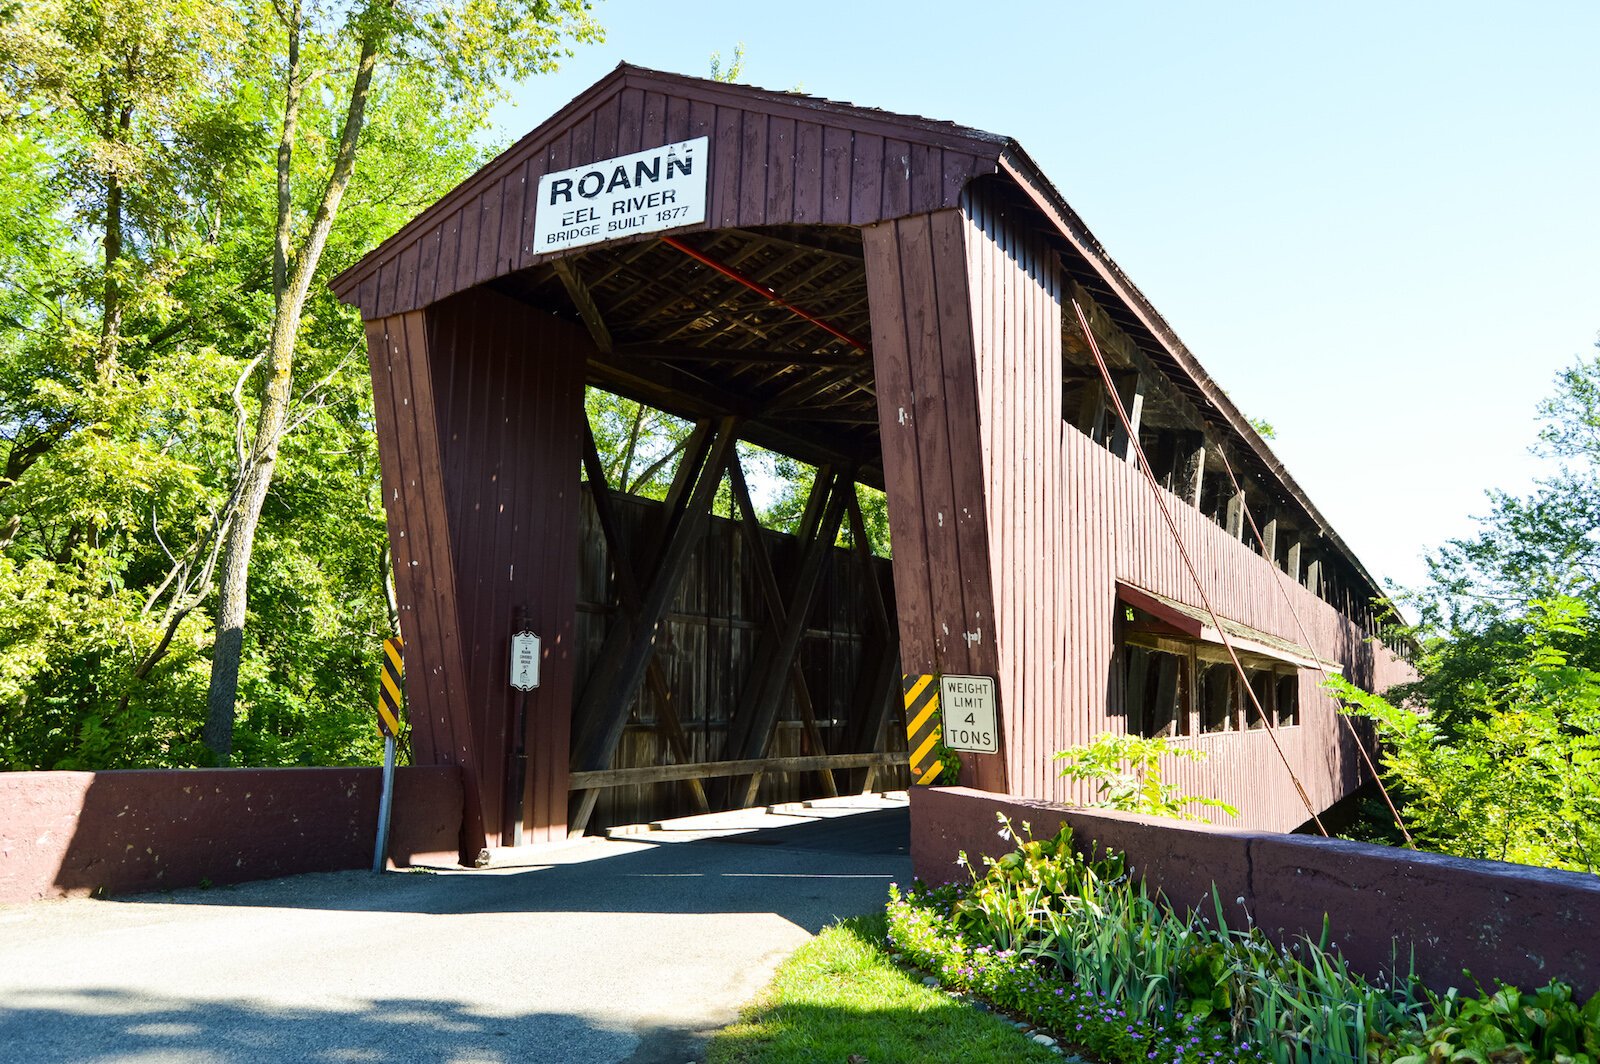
[
  {"left": 1, "top": 766, "right": 464, "bottom": 904},
  {"left": 912, "top": 786, "right": 1600, "bottom": 997}
]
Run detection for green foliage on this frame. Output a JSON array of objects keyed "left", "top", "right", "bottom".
[
  {"left": 584, "top": 387, "right": 696, "bottom": 500},
  {"left": 889, "top": 816, "right": 1432, "bottom": 1063},
  {"left": 1376, "top": 979, "right": 1600, "bottom": 1064},
  {"left": 708, "top": 42, "right": 745, "bottom": 84},
  {"left": 932, "top": 739, "right": 962, "bottom": 785},
  {"left": 1329, "top": 596, "right": 1600, "bottom": 872},
  {"left": 1342, "top": 346, "right": 1600, "bottom": 872},
  {"left": 1413, "top": 348, "right": 1600, "bottom": 634},
  {"left": 0, "top": 0, "right": 599, "bottom": 769},
  {"left": 1390, "top": 348, "right": 1600, "bottom": 734},
  {"left": 1053, "top": 732, "right": 1239, "bottom": 820},
  {"left": 888, "top": 816, "right": 1600, "bottom": 1064}
]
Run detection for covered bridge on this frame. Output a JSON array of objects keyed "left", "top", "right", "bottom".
[{"left": 332, "top": 64, "right": 1411, "bottom": 862}]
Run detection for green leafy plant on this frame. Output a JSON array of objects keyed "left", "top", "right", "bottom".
[
  {"left": 1376, "top": 978, "right": 1600, "bottom": 1064},
  {"left": 889, "top": 814, "right": 1447, "bottom": 1064},
  {"left": 1054, "top": 733, "right": 1240, "bottom": 820},
  {"left": 1328, "top": 597, "right": 1600, "bottom": 873},
  {"left": 933, "top": 739, "right": 963, "bottom": 785}
]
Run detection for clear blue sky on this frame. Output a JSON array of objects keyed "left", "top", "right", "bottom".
[{"left": 488, "top": 1, "right": 1600, "bottom": 597}]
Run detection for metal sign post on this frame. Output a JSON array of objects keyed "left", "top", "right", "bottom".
[
  {"left": 506, "top": 611, "right": 541, "bottom": 846},
  {"left": 373, "top": 636, "right": 404, "bottom": 872}
]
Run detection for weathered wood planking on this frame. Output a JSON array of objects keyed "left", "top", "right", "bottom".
[
  {"left": 364, "top": 290, "right": 587, "bottom": 852},
  {"left": 862, "top": 210, "right": 1006, "bottom": 793},
  {"left": 950, "top": 189, "right": 1411, "bottom": 830},
  {"left": 571, "top": 483, "right": 906, "bottom": 833},
  {"left": 962, "top": 183, "right": 1066, "bottom": 808},
  {"left": 363, "top": 311, "right": 487, "bottom": 861},
  {"left": 426, "top": 290, "right": 586, "bottom": 847},
  {"left": 1043, "top": 404, "right": 1410, "bottom": 831},
  {"left": 332, "top": 64, "right": 1000, "bottom": 319}
]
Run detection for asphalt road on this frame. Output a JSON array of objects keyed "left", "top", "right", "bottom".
[{"left": 0, "top": 794, "right": 911, "bottom": 1064}]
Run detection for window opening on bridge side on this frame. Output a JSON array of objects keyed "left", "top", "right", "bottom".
[{"left": 1120, "top": 601, "right": 1306, "bottom": 739}]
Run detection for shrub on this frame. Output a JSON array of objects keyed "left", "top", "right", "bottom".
[
  {"left": 881, "top": 815, "right": 1565, "bottom": 1064},
  {"left": 1053, "top": 733, "right": 1239, "bottom": 820}
]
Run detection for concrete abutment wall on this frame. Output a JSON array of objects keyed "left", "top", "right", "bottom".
[{"left": 1, "top": 767, "right": 463, "bottom": 904}]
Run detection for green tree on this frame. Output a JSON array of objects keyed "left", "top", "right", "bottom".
[
  {"left": 1330, "top": 598, "right": 1600, "bottom": 871},
  {"left": 202, "top": 0, "right": 602, "bottom": 763},
  {"left": 1391, "top": 347, "right": 1600, "bottom": 737},
  {"left": 1336, "top": 345, "right": 1600, "bottom": 870},
  {"left": 0, "top": 0, "right": 597, "bottom": 771},
  {"left": 0, "top": 0, "right": 261, "bottom": 767}
]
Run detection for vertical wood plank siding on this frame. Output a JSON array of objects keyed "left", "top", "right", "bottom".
[
  {"left": 1053, "top": 424, "right": 1410, "bottom": 830},
  {"left": 365, "top": 289, "right": 587, "bottom": 850},
  {"left": 961, "top": 184, "right": 1067, "bottom": 807},
  {"left": 363, "top": 312, "right": 487, "bottom": 860},
  {"left": 862, "top": 212, "right": 1006, "bottom": 793},
  {"left": 956, "top": 185, "right": 1410, "bottom": 829},
  {"left": 334, "top": 68, "right": 999, "bottom": 317},
  {"left": 428, "top": 289, "right": 586, "bottom": 846},
  {"left": 572, "top": 487, "right": 906, "bottom": 832},
  {"left": 348, "top": 66, "right": 1408, "bottom": 836}
]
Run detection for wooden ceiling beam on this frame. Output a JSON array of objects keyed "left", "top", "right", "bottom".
[
  {"left": 583, "top": 353, "right": 882, "bottom": 482},
  {"left": 765, "top": 364, "right": 870, "bottom": 414},
  {"left": 611, "top": 238, "right": 774, "bottom": 330},
  {"left": 553, "top": 259, "right": 614, "bottom": 354},
  {"left": 615, "top": 341, "right": 864, "bottom": 367},
  {"left": 652, "top": 245, "right": 816, "bottom": 344},
  {"left": 723, "top": 227, "right": 865, "bottom": 267}
]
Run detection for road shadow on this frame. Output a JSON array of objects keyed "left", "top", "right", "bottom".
[
  {"left": 103, "top": 806, "right": 911, "bottom": 932},
  {"left": 0, "top": 986, "right": 686, "bottom": 1064}
]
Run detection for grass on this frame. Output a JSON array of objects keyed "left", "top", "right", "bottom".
[{"left": 706, "top": 913, "right": 1068, "bottom": 1064}]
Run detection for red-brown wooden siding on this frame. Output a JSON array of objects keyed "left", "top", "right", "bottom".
[
  {"left": 962, "top": 184, "right": 1069, "bottom": 812},
  {"left": 1053, "top": 424, "right": 1410, "bottom": 830},
  {"left": 956, "top": 185, "right": 1410, "bottom": 829},
  {"left": 335, "top": 67, "right": 1001, "bottom": 320},
  {"left": 364, "top": 311, "right": 486, "bottom": 858},
  {"left": 365, "top": 289, "right": 588, "bottom": 851},
  {"left": 862, "top": 211, "right": 1006, "bottom": 793},
  {"left": 425, "top": 289, "right": 586, "bottom": 847}
]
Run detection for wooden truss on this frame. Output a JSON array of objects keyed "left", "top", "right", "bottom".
[{"left": 567, "top": 418, "right": 901, "bottom": 837}]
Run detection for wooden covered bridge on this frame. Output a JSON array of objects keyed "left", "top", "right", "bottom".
[{"left": 332, "top": 64, "right": 1411, "bottom": 862}]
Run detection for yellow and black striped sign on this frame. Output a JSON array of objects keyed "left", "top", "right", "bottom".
[
  {"left": 377, "top": 636, "right": 404, "bottom": 739},
  {"left": 904, "top": 673, "right": 943, "bottom": 786}
]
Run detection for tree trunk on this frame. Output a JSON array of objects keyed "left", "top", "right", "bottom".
[
  {"left": 201, "top": 31, "right": 378, "bottom": 764},
  {"left": 273, "top": 0, "right": 302, "bottom": 305},
  {"left": 98, "top": 101, "right": 133, "bottom": 376}
]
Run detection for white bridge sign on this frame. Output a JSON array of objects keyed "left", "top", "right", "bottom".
[
  {"left": 939, "top": 675, "right": 998, "bottom": 753},
  {"left": 533, "top": 136, "right": 708, "bottom": 253},
  {"left": 510, "top": 630, "right": 542, "bottom": 692}
]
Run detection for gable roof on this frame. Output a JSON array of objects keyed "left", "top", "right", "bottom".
[
  {"left": 330, "top": 62, "right": 1007, "bottom": 317},
  {"left": 333, "top": 62, "right": 1389, "bottom": 609}
]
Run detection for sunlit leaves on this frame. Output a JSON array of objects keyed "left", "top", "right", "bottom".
[
  {"left": 1333, "top": 596, "right": 1600, "bottom": 872},
  {"left": 0, "top": 0, "right": 592, "bottom": 769}
]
